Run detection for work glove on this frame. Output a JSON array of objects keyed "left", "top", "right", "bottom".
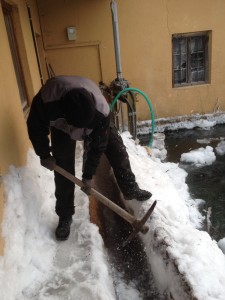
[
  {"left": 40, "top": 155, "right": 56, "bottom": 171},
  {"left": 81, "top": 178, "right": 92, "bottom": 196}
]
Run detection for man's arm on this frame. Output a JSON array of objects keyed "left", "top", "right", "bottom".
[{"left": 27, "top": 93, "right": 51, "bottom": 159}]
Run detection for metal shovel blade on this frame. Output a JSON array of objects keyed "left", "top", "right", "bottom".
[{"left": 122, "top": 200, "right": 157, "bottom": 248}]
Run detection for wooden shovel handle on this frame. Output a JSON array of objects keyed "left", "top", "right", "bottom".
[{"left": 54, "top": 165, "right": 149, "bottom": 233}]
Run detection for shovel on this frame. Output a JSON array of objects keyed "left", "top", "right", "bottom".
[{"left": 54, "top": 165, "right": 157, "bottom": 246}]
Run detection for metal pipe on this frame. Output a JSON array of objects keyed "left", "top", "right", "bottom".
[
  {"left": 26, "top": 3, "right": 44, "bottom": 85},
  {"left": 110, "top": 0, "right": 123, "bottom": 80}
]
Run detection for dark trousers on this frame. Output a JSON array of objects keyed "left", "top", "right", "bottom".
[
  {"left": 104, "top": 126, "right": 138, "bottom": 194},
  {"left": 51, "top": 127, "right": 76, "bottom": 217},
  {"left": 51, "top": 126, "right": 137, "bottom": 217}
]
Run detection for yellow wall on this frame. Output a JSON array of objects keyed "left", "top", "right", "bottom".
[
  {"left": 0, "top": 0, "right": 42, "bottom": 255},
  {"left": 37, "top": 0, "right": 114, "bottom": 83},
  {"left": 37, "top": 0, "right": 225, "bottom": 120}
]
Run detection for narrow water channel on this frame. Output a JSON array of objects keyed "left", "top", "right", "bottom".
[
  {"left": 94, "top": 156, "right": 164, "bottom": 300},
  {"left": 141, "top": 124, "right": 225, "bottom": 241}
]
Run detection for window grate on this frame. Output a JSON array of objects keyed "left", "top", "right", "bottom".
[{"left": 172, "top": 32, "right": 209, "bottom": 87}]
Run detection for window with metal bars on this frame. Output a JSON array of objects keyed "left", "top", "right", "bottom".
[{"left": 172, "top": 32, "right": 209, "bottom": 87}]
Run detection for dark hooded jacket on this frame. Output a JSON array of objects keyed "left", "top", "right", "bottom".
[{"left": 27, "top": 76, "right": 110, "bottom": 179}]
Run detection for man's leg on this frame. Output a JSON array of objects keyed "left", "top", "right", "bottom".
[
  {"left": 51, "top": 127, "right": 76, "bottom": 240},
  {"left": 104, "top": 126, "right": 151, "bottom": 201},
  {"left": 105, "top": 126, "right": 137, "bottom": 190}
]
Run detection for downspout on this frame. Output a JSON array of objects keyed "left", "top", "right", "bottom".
[
  {"left": 111, "top": 0, "right": 123, "bottom": 81},
  {"left": 26, "top": 3, "right": 44, "bottom": 85}
]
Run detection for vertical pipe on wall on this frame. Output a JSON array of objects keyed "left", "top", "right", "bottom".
[
  {"left": 110, "top": 0, "right": 123, "bottom": 80},
  {"left": 26, "top": 3, "right": 44, "bottom": 85}
]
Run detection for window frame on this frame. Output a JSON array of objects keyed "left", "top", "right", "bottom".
[
  {"left": 172, "top": 31, "right": 210, "bottom": 88},
  {"left": 2, "top": 0, "right": 29, "bottom": 111}
]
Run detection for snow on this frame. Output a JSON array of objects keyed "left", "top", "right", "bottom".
[
  {"left": 180, "top": 146, "right": 216, "bottom": 166},
  {"left": 1, "top": 122, "right": 225, "bottom": 299},
  {"left": 0, "top": 144, "right": 116, "bottom": 300},
  {"left": 215, "top": 140, "right": 225, "bottom": 156},
  {"left": 137, "top": 112, "right": 225, "bottom": 135},
  {"left": 120, "top": 133, "right": 225, "bottom": 299},
  {"left": 218, "top": 238, "right": 225, "bottom": 254}
]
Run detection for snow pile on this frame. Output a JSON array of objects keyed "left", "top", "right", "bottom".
[{"left": 180, "top": 146, "right": 216, "bottom": 166}]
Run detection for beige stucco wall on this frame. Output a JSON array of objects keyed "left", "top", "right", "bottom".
[
  {"left": 37, "top": 0, "right": 225, "bottom": 120},
  {"left": 0, "top": 0, "right": 42, "bottom": 255},
  {"left": 37, "top": 0, "right": 114, "bottom": 83}
]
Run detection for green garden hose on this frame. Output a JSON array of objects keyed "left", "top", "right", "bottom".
[{"left": 110, "top": 87, "right": 155, "bottom": 147}]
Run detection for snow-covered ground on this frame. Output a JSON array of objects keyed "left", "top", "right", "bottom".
[
  {"left": 1, "top": 118, "right": 225, "bottom": 299},
  {"left": 121, "top": 132, "right": 225, "bottom": 299}
]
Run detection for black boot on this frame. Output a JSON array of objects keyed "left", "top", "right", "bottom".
[
  {"left": 123, "top": 188, "right": 152, "bottom": 201},
  {"left": 55, "top": 216, "right": 72, "bottom": 241}
]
